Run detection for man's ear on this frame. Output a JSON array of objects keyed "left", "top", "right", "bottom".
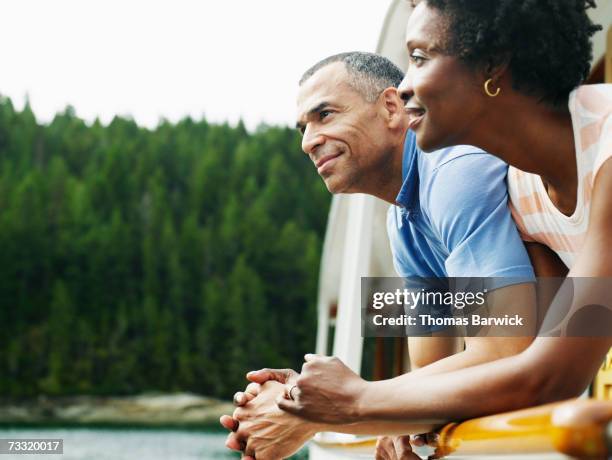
[{"left": 379, "top": 87, "right": 405, "bottom": 129}]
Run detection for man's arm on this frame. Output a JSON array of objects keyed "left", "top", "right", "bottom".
[
  {"left": 408, "top": 336, "right": 462, "bottom": 370},
  {"left": 406, "top": 282, "right": 536, "bottom": 379},
  {"left": 406, "top": 152, "right": 537, "bottom": 375},
  {"left": 525, "top": 241, "right": 569, "bottom": 325},
  {"left": 525, "top": 242, "right": 568, "bottom": 278},
  {"left": 400, "top": 153, "right": 538, "bottom": 376}
]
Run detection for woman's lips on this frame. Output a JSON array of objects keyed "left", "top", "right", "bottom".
[{"left": 405, "top": 107, "right": 426, "bottom": 130}]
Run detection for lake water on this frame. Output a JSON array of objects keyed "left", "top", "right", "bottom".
[
  {"left": 0, "top": 427, "right": 578, "bottom": 460},
  {"left": 0, "top": 427, "right": 306, "bottom": 459},
  {"left": 0, "top": 428, "right": 574, "bottom": 460}
]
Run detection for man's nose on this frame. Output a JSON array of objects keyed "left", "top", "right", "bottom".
[
  {"left": 397, "top": 72, "right": 414, "bottom": 104},
  {"left": 301, "top": 126, "right": 325, "bottom": 155}
]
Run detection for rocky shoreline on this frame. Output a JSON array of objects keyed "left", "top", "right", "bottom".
[{"left": 0, "top": 393, "right": 234, "bottom": 427}]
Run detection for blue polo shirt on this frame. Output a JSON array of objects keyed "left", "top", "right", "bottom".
[{"left": 387, "top": 131, "right": 534, "bottom": 284}]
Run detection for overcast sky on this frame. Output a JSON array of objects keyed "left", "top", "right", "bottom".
[{"left": 0, "top": 0, "right": 393, "bottom": 130}]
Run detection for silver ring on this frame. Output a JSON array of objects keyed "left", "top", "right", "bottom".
[{"left": 289, "top": 385, "right": 298, "bottom": 401}]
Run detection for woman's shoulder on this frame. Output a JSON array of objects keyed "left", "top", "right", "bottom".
[
  {"left": 573, "top": 83, "right": 612, "bottom": 96},
  {"left": 570, "top": 84, "right": 612, "bottom": 118},
  {"left": 569, "top": 85, "right": 612, "bottom": 185}
]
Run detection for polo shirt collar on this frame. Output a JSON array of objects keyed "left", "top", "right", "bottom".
[{"left": 395, "top": 131, "right": 420, "bottom": 211}]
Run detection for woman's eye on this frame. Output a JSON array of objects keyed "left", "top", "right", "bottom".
[{"left": 410, "top": 51, "right": 427, "bottom": 65}]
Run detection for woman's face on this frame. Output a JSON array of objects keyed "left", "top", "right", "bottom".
[{"left": 398, "top": 2, "right": 486, "bottom": 152}]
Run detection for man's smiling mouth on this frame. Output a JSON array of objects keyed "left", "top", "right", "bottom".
[{"left": 315, "top": 152, "right": 343, "bottom": 172}]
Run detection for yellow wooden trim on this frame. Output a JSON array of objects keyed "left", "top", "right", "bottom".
[
  {"left": 594, "top": 348, "right": 612, "bottom": 400},
  {"left": 314, "top": 400, "right": 612, "bottom": 457},
  {"left": 312, "top": 437, "right": 377, "bottom": 450},
  {"left": 437, "top": 403, "right": 558, "bottom": 456},
  {"left": 436, "top": 400, "right": 611, "bottom": 458}
]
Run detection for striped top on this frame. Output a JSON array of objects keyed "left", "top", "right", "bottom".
[{"left": 508, "top": 84, "right": 612, "bottom": 268}]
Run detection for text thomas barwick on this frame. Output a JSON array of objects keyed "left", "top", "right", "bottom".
[{"left": 372, "top": 314, "right": 524, "bottom": 327}]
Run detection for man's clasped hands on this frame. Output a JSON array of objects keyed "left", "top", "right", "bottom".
[{"left": 219, "top": 354, "right": 430, "bottom": 460}]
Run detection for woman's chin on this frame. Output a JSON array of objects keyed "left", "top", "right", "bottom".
[{"left": 415, "top": 134, "right": 440, "bottom": 153}]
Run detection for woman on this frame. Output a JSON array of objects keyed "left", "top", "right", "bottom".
[{"left": 397, "top": 0, "right": 609, "bottom": 279}]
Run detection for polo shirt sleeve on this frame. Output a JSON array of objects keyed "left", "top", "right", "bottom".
[
  {"left": 386, "top": 205, "right": 408, "bottom": 276},
  {"left": 386, "top": 204, "right": 422, "bottom": 277},
  {"left": 424, "top": 153, "right": 535, "bottom": 283}
]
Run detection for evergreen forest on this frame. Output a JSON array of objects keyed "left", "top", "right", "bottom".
[{"left": 0, "top": 97, "right": 330, "bottom": 400}]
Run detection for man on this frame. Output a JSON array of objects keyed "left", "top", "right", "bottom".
[{"left": 220, "top": 52, "right": 536, "bottom": 459}]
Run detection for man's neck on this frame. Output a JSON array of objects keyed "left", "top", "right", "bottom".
[{"left": 369, "top": 132, "right": 406, "bottom": 205}]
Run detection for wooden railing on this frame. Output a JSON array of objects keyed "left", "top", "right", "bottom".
[
  {"left": 313, "top": 400, "right": 612, "bottom": 458},
  {"left": 435, "top": 399, "right": 612, "bottom": 458}
]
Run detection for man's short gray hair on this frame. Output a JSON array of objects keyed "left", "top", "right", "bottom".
[{"left": 299, "top": 51, "right": 404, "bottom": 102}]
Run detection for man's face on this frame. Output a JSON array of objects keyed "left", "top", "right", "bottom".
[
  {"left": 296, "top": 63, "right": 393, "bottom": 194},
  {"left": 397, "top": 2, "right": 484, "bottom": 152}
]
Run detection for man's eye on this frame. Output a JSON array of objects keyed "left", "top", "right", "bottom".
[{"left": 320, "top": 110, "right": 331, "bottom": 120}]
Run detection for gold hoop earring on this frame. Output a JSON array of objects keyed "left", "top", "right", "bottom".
[{"left": 484, "top": 78, "right": 500, "bottom": 97}]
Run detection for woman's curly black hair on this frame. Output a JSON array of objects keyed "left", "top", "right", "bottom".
[{"left": 417, "top": 0, "right": 601, "bottom": 106}]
